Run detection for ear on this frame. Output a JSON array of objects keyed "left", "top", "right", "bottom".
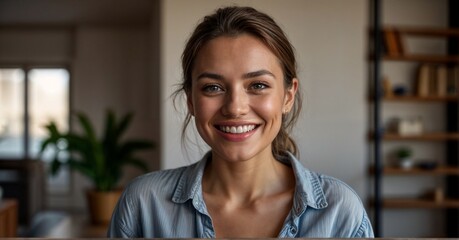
[
  {"left": 186, "top": 92, "right": 195, "bottom": 116},
  {"left": 283, "top": 78, "right": 298, "bottom": 113}
]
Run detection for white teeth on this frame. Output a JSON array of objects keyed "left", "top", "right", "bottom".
[{"left": 219, "top": 125, "right": 256, "bottom": 134}]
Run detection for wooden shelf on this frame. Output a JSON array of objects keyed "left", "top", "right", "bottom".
[
  {"left": 388, "top": 26, "right": 459, "bottom": 37},
  {"left": 383, "top": 95, "right": 459, "bottom": 102},
  {"left": 384, "top": 54, "right": 459, "bottom": 63},
  {"left": 382, "top": 166, "right": 459, "bottom": 176},
  {"left": 383, "top": 198, "right": 459, "bottom": 209},
  {"left": 383, "top": 132, "right": 459, "bottom": 141},
  {"left": 382, "top": 27, "right": 459, "bottom": 63}
]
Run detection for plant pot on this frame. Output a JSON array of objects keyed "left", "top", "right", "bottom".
[
  {"left": 86, "top": 189, "right": 122, "bottom": 225},
  {"left": 399, "top": 157, "right": 413, "bottom": 169}
]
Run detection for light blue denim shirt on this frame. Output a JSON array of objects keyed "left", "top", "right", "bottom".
[{"left": 108, "top": 152, "right": 374, "bottom": 238}]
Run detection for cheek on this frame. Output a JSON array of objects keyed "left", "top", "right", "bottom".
[
  {"left": 193, "top": 96, "right": 220, "bottom": 124},
  {"left": 254, "top": 94, "right": 284, "bottom": 122}
]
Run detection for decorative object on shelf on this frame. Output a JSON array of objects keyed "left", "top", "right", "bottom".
[
  {"left": 40, "top": 109, "right": 155, "bottom": 225},
  {"left": 396, "top": 147, "right": 413, "bottom": 169},
  {"left": 382, "top": 77, "right": 393, "bottom": 97},
  {"left": 421, "top": 187, "right": 445, "bottom": 203},
  {"left": 386, "top": 117, "right": 424, "bottom": 136},
  {"left": 401, "top": 117, "right": 423, "bottom": 136},
  {"left": 435, "top": 187, "right": 445, "bottom": 203},
  {"left": 416, "top": 160, "right": 438, "bottom": 170},
  {"left": 393, "top": 84, "right": 409, "bottom": 96}
]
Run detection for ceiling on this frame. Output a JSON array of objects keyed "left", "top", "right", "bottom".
[{"left": 0, "top": 0, "right": 154, "bottom": 25}]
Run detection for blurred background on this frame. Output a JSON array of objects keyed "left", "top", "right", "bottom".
[{"left": 0, "top": 0, "right": 456, "bottom": 238}]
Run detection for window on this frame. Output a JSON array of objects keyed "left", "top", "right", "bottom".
[
  {"left": 0, "top": 67, "right": 70, "bottom": 194},
  {"left": 0, "top": 69, "right": 25, "bottom": 157}
]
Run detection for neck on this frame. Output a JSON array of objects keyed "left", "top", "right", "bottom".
[{"left": 202, "top": 149, "right": 294, "bottom": 203}]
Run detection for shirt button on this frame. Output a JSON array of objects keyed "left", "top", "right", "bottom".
[{"left": 290, "top": 227, "right": 297, "bottom": 235}]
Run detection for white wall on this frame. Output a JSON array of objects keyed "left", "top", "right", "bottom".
[{"left": 160, "top": 0, "right": 369, "bottom": 198}]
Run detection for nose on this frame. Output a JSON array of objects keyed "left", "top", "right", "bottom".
[{"left": 221, "top": 88, "right": 249, "bottom": 118}]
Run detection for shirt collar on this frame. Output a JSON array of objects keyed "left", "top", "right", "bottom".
[
  {"left": 279, "top": 152, "right": 328, "bottom": 217},
  {"left": 171, "top": 152, "right": 210, "bottom": 204},
  {"left": 171, "top": 151, "right": 328, "bottom": 214}
]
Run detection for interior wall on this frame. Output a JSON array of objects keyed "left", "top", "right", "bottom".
[
  {"left": 160, "top": 0, "right": 369, "bottom": 198},
  {"left": 66, "top": 26, "right": 156, "bottom": 209}
]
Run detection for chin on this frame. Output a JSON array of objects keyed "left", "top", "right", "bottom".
[{"left": 212, "top": 148, "right": 255, "bottom": 162}]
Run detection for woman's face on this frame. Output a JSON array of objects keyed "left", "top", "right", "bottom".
[{"left": 188, "top": 34, "right": 297, "bottom": 162}]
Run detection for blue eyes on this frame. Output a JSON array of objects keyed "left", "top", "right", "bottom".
[{"left": 202, "top": 82, "right": 269, "bottom": 94}]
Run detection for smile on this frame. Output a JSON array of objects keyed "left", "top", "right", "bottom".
[{"left": 218, "top": 125, "right": 257, "bottom": 134}]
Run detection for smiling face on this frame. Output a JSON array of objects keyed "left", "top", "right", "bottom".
[{"left": 188, "top": 34, "right": 298, "bottom": 162}]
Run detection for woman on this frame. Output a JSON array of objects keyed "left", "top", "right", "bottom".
[{"left": 108, "top": 6, "right": 373, "bottom": 238}]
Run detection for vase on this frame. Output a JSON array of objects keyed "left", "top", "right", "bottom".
[{"left": 399, "top": 157, "right": 413, "bottom": 169}]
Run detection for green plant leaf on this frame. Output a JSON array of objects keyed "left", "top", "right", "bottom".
[
  {"left": 118, "top": 140, "right": 154, "bottom": 160},
  {"left": 50, "top": 156, "right": 62, "bottom": 176},
  {"left": 40, "top": 109, "right": 155, "bottom": 191},
  {"left": 76, "top": 112, "right": 97, "bottom": 143},
  {"left": 115, "top": 112, "right": 133, "bottom": 141}
]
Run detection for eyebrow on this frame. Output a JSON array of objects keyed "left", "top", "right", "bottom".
[
  {"left": 242, "top": 69, "right": 275, "bottom": 79},
  {"left": 196, "top": 72, "right": 224, "bottom": 81},
  {"left": 196, "top": 69, "right": 275, "bottom": 81}
]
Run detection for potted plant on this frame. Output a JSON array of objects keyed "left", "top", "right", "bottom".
[
  {"left": 396, "top": 147, "right": 413, "bottom": 169},
  {"left": 40, "top": 110, "right": 154, "bottom": 224}
]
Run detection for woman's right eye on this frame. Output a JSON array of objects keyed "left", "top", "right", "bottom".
[{"left": 202, "top": 84, "right": 223, "bottom": 93}]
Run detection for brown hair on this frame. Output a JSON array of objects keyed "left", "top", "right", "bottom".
[{"left": 173, "top": 6, "right": 302, "bottom": 158}]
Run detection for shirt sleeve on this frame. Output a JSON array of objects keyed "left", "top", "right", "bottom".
[
  {"left": 107, "top": 188, "right": 139, "bottom": 238},
  {"left": 352, "top": 212, "right": 374, "bottom": 238}
]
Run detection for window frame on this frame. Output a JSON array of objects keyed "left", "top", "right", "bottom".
[{"left": 0, "top": 62, "right": 73, "bottom": 195}]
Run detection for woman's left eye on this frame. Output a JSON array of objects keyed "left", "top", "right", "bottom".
[{"left": 250, "top": 82, "right": 268, "bottom": 90}]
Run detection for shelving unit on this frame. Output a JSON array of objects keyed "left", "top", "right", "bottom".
[{"left": 371, "top": 0, "right": 459, "bottom": 237}]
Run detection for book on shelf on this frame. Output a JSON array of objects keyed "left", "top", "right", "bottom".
[
  {"left": 416, "top": 64, "right": 431, "bottom": 97},
  {"left": 447, "top": 66, "right": 459, "bottom": 96},
  {"left": 436, "top": 64, "right": 447, "bottom": 97},
  {"left": 416, "top": 64, "right": 454, "bottom": 97},
  {"left": 383, "top": 28, "right": 404, "bottom": 57}
]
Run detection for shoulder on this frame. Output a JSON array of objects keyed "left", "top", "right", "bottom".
[
  {"left": 121, "top": 159, "right": 204, "bottom": 204},
  {"left": 313, "top": 172, "right": 373, "bottom": 237},
  {"left": 273, "top": 153, "right": 373, "bottom": 237},
  {"left": 108, "top": 163, "right": 199, "bottom": 238},
  {"left": 287, "top": 153, "right": 365, "bottom": 211},
  {"left": 124, "top": 166, "right": 189, "bottom": 196},
  {"left": 317, "top": 174, "right": 364, "bottom": 208}
]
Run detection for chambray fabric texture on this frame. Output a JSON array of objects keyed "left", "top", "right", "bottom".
[{"left": 107, "top": 152, "right": 374, "bottom": 238}]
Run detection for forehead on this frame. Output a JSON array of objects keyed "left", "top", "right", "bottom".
[{"left": 192, "top": 34, "right": 282, "bottom": 76}]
